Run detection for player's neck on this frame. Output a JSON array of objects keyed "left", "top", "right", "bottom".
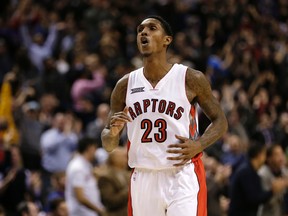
[
  {"left": 142, "top": 57, "right": 172, "bottom": 81},
  {"left": 143, "top": 63, "right": 173, "bottom": 87}
]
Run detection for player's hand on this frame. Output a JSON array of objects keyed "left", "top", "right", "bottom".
[
  {"left": 109, "top": 107, "right": 131, "bottom": 136},
  {"left": 166, "top": 135, "right": 203, "bottom": 166}
]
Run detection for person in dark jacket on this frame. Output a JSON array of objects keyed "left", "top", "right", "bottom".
[{"left": 228, "top": 141, "right": 287, "bottom": 216}]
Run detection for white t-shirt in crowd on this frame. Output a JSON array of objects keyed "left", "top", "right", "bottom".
[{"left": 65, "top": 154, "right": 103, "bottom": 216}]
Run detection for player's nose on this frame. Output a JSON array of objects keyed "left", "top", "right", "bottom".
[{"left": 141, "top": 27, "right": 148, "bottom": 36}]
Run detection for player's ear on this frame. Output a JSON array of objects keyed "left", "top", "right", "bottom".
[{"left": 164, "top": 36, "right": 172, "bottom": 46}]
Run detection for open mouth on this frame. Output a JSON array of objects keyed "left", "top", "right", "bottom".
[{"left": 141, "top": 37, "right": 149, "bottom": 45}]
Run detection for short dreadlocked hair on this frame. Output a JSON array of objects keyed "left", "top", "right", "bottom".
[{"left": 144, "top": 15, "right": 173, "bottom": 37}]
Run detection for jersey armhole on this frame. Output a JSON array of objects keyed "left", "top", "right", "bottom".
[
  {"left": 182, "top": 65, "right": 192, "bottom": 105},
  {"left": 125, "top": 72, "right": 132, "bottom": 106}
]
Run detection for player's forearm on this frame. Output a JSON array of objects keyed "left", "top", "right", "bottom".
[
  {"left": 101, "top": 128, "right": 120, "bottom": 152},
  {"left": 197, "top": 116, "right": 228, "bottom": 150}
]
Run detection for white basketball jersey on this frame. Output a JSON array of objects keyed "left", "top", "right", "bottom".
[{"left": 126, "top": 63, "right": 198, "bottom": 169}]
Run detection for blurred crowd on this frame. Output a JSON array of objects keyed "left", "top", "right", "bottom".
[{"left": 0, "top": 0, "right": 288, "bottom": 215}]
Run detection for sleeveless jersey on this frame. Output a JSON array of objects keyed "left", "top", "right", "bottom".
[{"left": 126, "top": 63, "right": 198, "bottom": 169}]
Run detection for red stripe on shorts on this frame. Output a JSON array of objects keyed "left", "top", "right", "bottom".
[
  {"left": 126, "top": 140, "right": 134, "bottom": 216},
  {"left": 128, "top": 168, "right": 134, "bottom": 216},
  {"left": 190, "top": 106, "right": 207, "bottom": 215},
  {"left": 192, "top": 154, "right": 207, "bottom": 216},
  {"left": 189, "top": 105, "right": 197, "bottom": 137}
]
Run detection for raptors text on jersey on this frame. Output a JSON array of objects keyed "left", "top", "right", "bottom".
[{"left": 126, "top": 64, "right": 198, "bottom": 169}]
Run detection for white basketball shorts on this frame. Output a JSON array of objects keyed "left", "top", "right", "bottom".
[{"left": 128, "top": 156, "right": 207, "bottom": 216}]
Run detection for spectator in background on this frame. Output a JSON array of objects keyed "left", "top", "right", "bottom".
[
  {"left": 73, "top": 95, "right": 96, "bottom": 132},
  {"left": 255, "top": 111, "right": 275, "bottom": 146},
  {"left": 258, "top": 144, "right": 288, "bottom": 216},
  {"left": 86, "top": 103, "right": 110, "bottom": 147},
  {"left": 0, "top": 39, "right": 12, "bottom": 84},
  {"left": 26, "top": 170, "right": 45, "bottom": 212},
  {"left": 48, "top": 198, "right": 68, "bottom": 216},
  {"left": 19, "top": 9, "right": 59, "bottom": 74},
  {"left": 65, "top": 137, "right": 106, "bottom": 216},
  {"left": 203, "top": 154, "right": 231, "bottom": 216},
  {"left": 82, "top": 0, "right": 115, "bottom": 52},
  {"left": 41, "top": 57, "right": 70, "bottom": 107},
  {"left": 16, "top": 201, "right": 40, "bottom": 216},
  {"left": 206, "top": 47, "right": 231, "bottom": 90},
  {"left": 233, "top": 88, "right": 255, "bottom": 138},
  {"left": 40, "top": 111, "right": 79, "bottom": 174},
  {"left": 70, "top": 54, "right": 106, "bottom": 112},
  {"left": 45, "top": 172, "right": 66, "bottom": 212},
  {"left": 38, "top": 94, "right": 59, "bottom": 129},
  {"left": 231, "top": 49, "right": 259, "bottom": 89},
  {"left": 65, "top": 31, "right": 89, "bottom": 85},
  {"left": 0, "top": 145, "right": 28, "bottom": 216},
  {"left": 274, "top": 111, "right": 288, "bottom": 153},
  {"left": 57, "top": 14, "right": 77, "bottom": 55},
  {"left": 19, "top": 100, "right": 44, "bottom": 171},
  {"left": 221, "top": 134, "right": 246, "bottom": 175},
  {"left": 228, "top": 141, "right": 287, "bottom": 216},
  {"left": 40, "top": 110, "right": 79, "bottom": 201},
  {"left": 226, "top": 107, "right": 249, "bottom": 148},
  {"left": 97, "top": 147, "right": 130, "bottom": 216},
  {"left": 0, "top": 72, "right": 19, "bottom": 147}
]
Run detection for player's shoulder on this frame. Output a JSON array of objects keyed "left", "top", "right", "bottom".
[
  {"left": 115, "top": 67, "right": 142, "bottom": 88},
  {"left": 184, "top": 66, "right": 212, "bottom": 99},
  {"left": 186, "top": 67, "right": 206, "bottom": 80},
  {"left": 115, "top": 73, "right": 129, "bottom": 89},
  {"left": 112, "top": 68, "right": 141, "bottom": 99},
  {"left": 185, "top": 67, "right": 208, "bottom": 88}
]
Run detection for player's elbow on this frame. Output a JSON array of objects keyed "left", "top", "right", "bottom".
[
  {"left": 102, "top": 143, "right": 115, "bottom": 152},
  {"left": 214, "top": 113, "right": 228, "bottom": 137},
  {"left": 101, "top": 130, "right": 119, "bottom": 152},
  {"left": 101, "top": 139, "right": 117, "bottom": 152},
  {"left": 101, "top": 139, "right": 114, "bottom": 152}
]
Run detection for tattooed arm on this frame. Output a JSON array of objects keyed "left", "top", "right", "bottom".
[
  {"left": 186, "top": 68, "right": 228, "bottom": 149},
  {"left": 101, "top": 74, "right": 131, "bottom": 152},
  {"left": 167, "top": 68, "right": 228, "bottom": 166}
]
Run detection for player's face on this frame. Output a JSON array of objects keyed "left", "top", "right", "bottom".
[{"left": 136, "top": 18, "right": 171, "bottom": 56}]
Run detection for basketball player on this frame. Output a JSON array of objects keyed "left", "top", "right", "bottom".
[{"left": 101, "top": 15, "right": 228, "bottom": 216}]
